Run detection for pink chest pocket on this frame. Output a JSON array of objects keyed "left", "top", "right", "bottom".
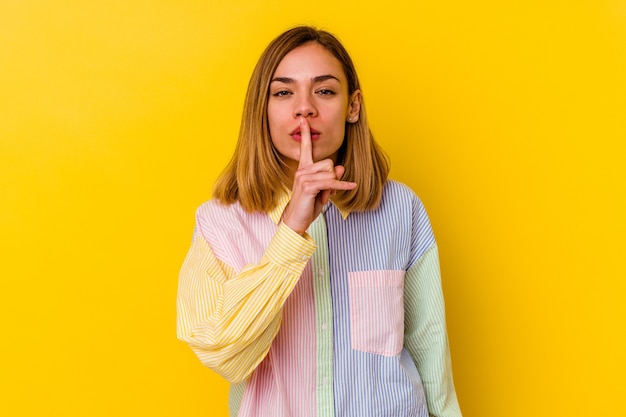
[{"left": 348, "top": 270, "right": 405, "bottom": 356}]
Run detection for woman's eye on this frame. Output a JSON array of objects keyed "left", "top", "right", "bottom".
[
  {"left": 272, "top": 90, "right": 291, "bottom": 97},
  {"left": 317, "top": 89, "right": 336, "bottom": 96}
]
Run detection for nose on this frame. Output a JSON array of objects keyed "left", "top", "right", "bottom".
[{"left": 294, "top": 94, "right": 317, "bottom": 118}]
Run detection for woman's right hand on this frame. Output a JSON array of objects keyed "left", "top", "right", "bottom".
[{"left": 281, "top": 117, "right": 357, "bottom": 235}]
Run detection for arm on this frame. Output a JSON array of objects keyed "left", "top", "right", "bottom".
[
  {"left": 404, "top": 244, "right": 462, "bottom": 417},
  {"left": 176, "top": 221, "right": 315, "bottom": 383}
]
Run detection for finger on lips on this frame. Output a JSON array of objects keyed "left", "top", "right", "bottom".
[
  {"left": 298, "top": 117, "right": 313, "bottom": 167},
  {"left": 296, "top": 117, "right": 356, "bottom": 191}
]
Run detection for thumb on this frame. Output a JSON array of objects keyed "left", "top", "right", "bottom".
[
  {"left": 330, "top": 165, "right": 347, "bottom": 196},
  {"left": 334, "top": 165, "right": 346, "bottom": 180}
]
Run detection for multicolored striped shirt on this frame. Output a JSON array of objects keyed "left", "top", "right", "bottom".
[{"left": 177, "top": 180, "right": 462, "bottom": 417}]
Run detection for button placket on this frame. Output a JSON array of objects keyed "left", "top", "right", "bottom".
[{"left": 309, "top": 211, "right": 335, "bottom": 417}]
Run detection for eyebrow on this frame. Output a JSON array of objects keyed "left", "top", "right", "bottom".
[{"left": 270, "top": 74, "right": 341, "bottom": 84}]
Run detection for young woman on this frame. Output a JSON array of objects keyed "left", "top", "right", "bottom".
[{"left": 177, "top": 26, "right": 462, "bottom": 417}]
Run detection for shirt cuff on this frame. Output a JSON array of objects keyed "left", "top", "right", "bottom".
[{"left": 263, "top": 222, "right": 316, "bottom": 275}]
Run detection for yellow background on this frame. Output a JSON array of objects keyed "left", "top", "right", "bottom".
[{"left": 2, "top": 1, "right": 625, "bottom": 416}]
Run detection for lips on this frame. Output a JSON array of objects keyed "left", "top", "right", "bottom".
[{"left": 290, "top": 126, "right": 321, "bottom": 141}]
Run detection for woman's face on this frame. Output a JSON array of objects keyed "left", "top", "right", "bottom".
[{"left": 267, "top": 42, "right": 360, "bottom": 177}]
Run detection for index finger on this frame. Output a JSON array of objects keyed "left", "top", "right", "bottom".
[{"left": 298, "top": 116, "right": 313, "bottom": 167}]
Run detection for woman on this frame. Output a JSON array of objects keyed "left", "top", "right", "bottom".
[{"left": 177, "top": 26, "right": 462, "bottom": 417}]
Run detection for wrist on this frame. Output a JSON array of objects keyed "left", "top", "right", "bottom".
[{"left": 282, "top": 219, "right": 307, "bottom": 236}]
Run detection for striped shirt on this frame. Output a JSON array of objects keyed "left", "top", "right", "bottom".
[{"left": 177, "top": 180, "right": 462, "bottom": 417}]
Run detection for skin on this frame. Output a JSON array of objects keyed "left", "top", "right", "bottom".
[{"left": 267, "top": 43, "right": 361, "bottom": 234}]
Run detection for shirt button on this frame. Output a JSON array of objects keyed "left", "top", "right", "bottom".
[
  {"left": 321, "top": 323, "right": 328, "bottom": 331},
  {"left": 323, "top": 377, "right": 329, "bottom": 385},
  {"left": 300, "top": 255, "right": 308, "bottom": 262},
  {"left": 318, "top": 269, "right": 325, "bottom": 277}
]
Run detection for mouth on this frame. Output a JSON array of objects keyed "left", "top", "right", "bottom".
[{"left": 290, "top": 127, "right": 321, "bottom": 141}]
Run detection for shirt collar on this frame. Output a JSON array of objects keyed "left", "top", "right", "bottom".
[{"left": 269, "top": 189, "right": 351, "bottom": 225}]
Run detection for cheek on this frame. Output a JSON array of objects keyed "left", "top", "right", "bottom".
[
  {"left": 267, "top": 115, "right": 279, "bottom": 139},
  {"left": 267, "top": 104, "right": 287, "bottom": 131},
  {"left": 331, "top": 109, "right": 349, "bottom": 132},
  {"left": 332, "top": 101, "right": 350, "bottom": 122}
]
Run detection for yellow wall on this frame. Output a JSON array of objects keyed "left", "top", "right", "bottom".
[{"left": 2, "top": 1, "right": 625, "bottom": 416}]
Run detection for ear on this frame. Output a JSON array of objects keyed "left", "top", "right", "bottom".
[{"left": 346, "top": 90, "right": 361, "bottom": 123}]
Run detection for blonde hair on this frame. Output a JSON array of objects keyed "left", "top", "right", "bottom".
[{"left": 213, "top": 26, "right": 389, "bottom": 213}]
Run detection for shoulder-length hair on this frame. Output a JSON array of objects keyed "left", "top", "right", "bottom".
[{"left": 213, "top": 26, "right": 389, "bottom": 213}]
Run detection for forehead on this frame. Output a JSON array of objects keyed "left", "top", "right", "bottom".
[{"left": 273, "top": 43, "right": 346, "bottom": 82}]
